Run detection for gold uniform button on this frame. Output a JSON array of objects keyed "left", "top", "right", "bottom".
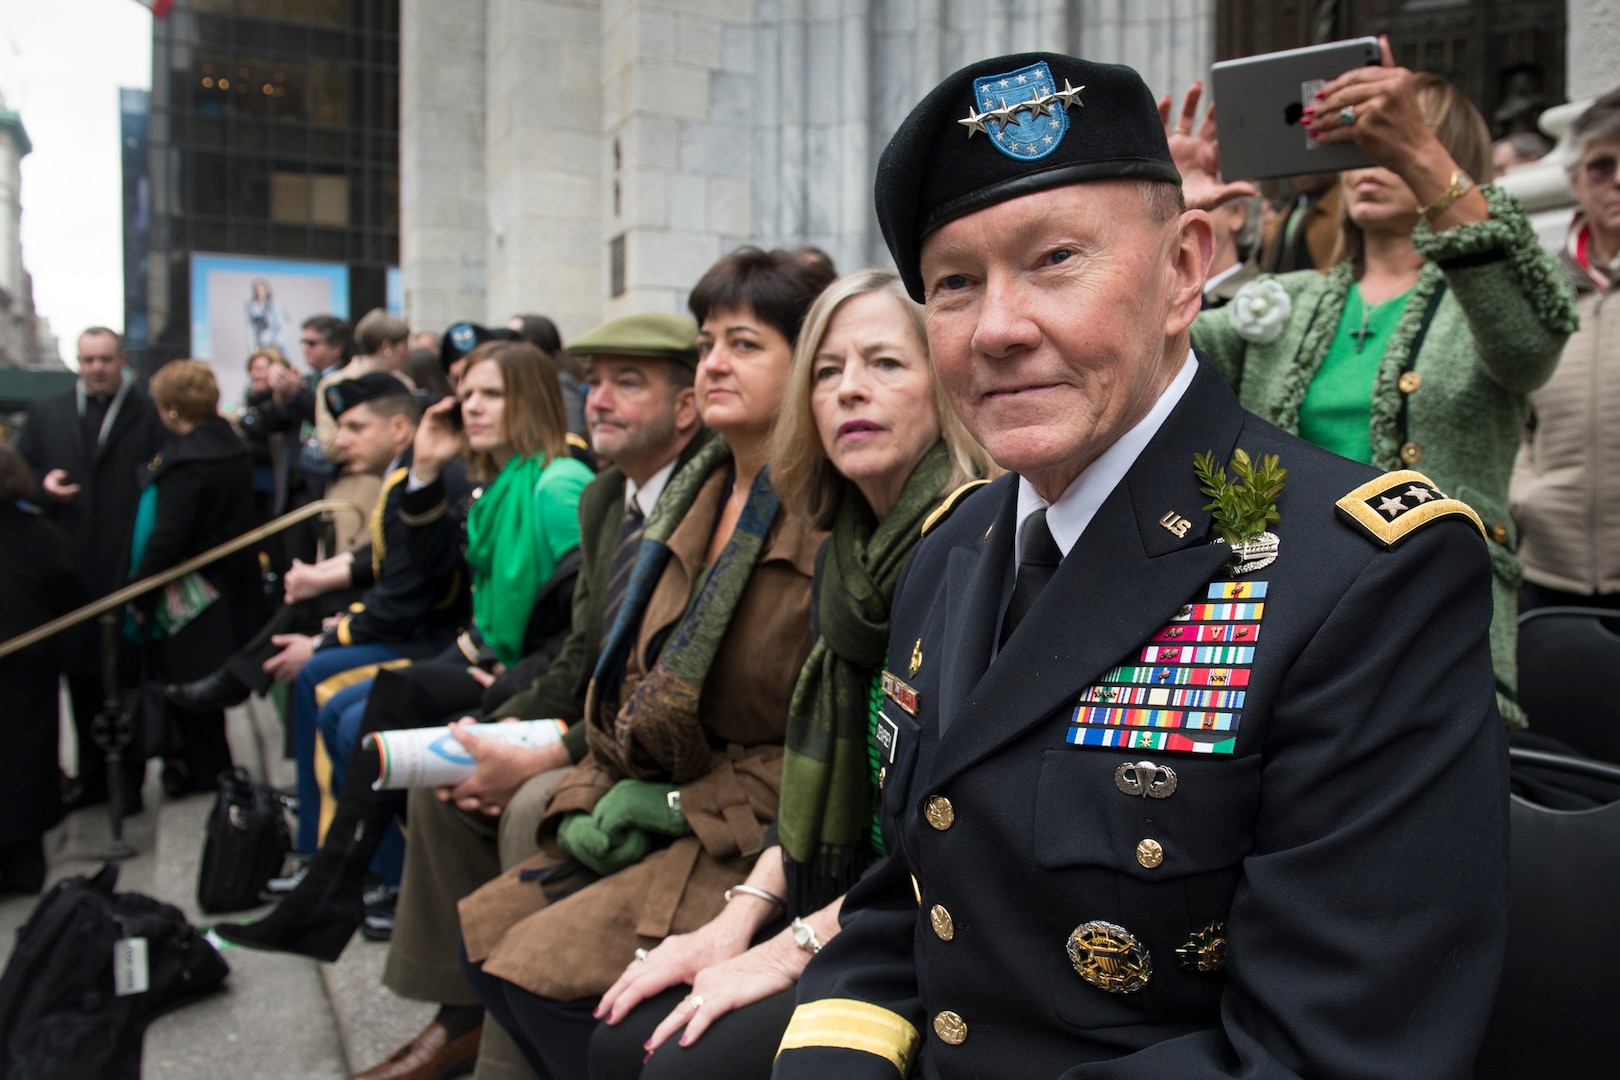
[
  {"left": 1400, "top": 441, "right": 1423, "bottom": 464},
  {"left": 925, "top": 796, "right": 955, "bottom": 830},
  {"left": 878, "top": 766, "right": 886, "bottom": 791},
  {"left": 1398, "top": 371, "right": 1422, "bottom": 393},
  {"left": 1136, "top": 839, "right": 1164, "bottom": 869},
  {"left": 1492, "top": 522, "right": 1509, "bottom": 544},
  {"left": 930, "top": 904, "right": 955, "bottom": 941},
  {"left": 933, "top": 1010, "right": 967, "bottom": 1045}
]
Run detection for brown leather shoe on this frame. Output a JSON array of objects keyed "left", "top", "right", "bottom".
[{"left": 348, "top": 1022, "right": 480, "bottom": 1080}]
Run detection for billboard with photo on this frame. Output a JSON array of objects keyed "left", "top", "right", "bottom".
[{"left": 190, "top": 253, "right": 349, "bottom": 407}]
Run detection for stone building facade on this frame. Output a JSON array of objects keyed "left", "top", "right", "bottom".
[
  {"left": 0, "top": 92, "right": 58, "bottom": 370},
  {"left": 399, "top": 0, "right": 1216, "bottom": 339}
]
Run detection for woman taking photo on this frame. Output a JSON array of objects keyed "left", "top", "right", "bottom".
[
  {"left": 129, "top": 360, "right": 259, "bottom": 793},
  {"left": 217, "top": 340, "right": 589, "bottom": 960},
  {"left": 1175, "top": 38, "right": 1577, "bottom": 725},
  {"left": 588, "top": 269, "right": 994, "bottom": 1079},
  {"left": 455, "top": 247, "right": 835, "bottom": 1080}
]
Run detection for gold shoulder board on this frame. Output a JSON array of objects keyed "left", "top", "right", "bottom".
[
  {"left": 921, "top": 479, "right": 991, "bottom": 537},
  {"left": 1335, "top": 470, "right": 1485, "bottom": 547}
]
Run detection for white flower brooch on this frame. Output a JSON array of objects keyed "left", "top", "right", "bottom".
[{"left": 1228, "top": 278, "right": 1292, "bottom": 344}]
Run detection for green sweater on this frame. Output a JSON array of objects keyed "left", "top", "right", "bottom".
[{"left": 1190, "top": 185, "right": 1578, "bottom": 726}]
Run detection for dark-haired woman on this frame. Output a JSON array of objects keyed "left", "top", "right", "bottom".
[
  {"left": 0, "top": 445, "right": 86, "bottom": 893},
  {"left": 456, "top": 247, "right": 837, "bottom": 1080},
  {"left": 1175, "top": 40, "right": 1576, "bottom": 725}
]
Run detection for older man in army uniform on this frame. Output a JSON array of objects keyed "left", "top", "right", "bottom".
[{"left": 772, "top": 55, "right": 1508, "bottom": 1079}]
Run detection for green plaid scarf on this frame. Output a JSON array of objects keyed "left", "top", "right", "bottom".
[
  {"left": 586, "top": 437, "right": 784, "bottom": 782},
  {"left": 778, "top": 441, "right": 952, "bottom": 913}
]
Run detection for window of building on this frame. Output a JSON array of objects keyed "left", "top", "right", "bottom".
[{"left": 271, "top": 171, "right": 349, "bottom": 225}]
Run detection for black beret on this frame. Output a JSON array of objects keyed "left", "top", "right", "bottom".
[
  {"left": 876, "top": 53, "right": 1181, "bottom": 301},
  {"left": 440, "top": 322, "right": 524, "bottom": 372},
  {"left": 324, "top": 372, "right": 410, "bottom": 418}
]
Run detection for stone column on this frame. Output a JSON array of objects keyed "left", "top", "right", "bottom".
[
  {"left": 399, "top": 0, "right": 488, "bottom": 334},
  {"left": 484, "top": 0, "right": 604, "bottom": 337}
]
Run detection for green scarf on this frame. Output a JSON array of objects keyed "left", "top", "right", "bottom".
[
  {"left": 465, "top": 453, "right": 553, "bottom": 667},
  {"left": 587, "top": 437, "right": 785, "bottom": 783},
  {"left": 778, "top": 441, "right": 953, "bottom": 913}
]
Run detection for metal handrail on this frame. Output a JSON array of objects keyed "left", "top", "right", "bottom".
[{"left": 0, "top": 498, "right": 365, "bottom": 660}]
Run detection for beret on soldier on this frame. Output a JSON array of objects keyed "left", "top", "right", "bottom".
[
  {"left": 875, "top": 53, "right": 1182, "bottom": 301},
  {"left": 564, "top": 313, "right": 701, "bottom": 370},
  {"left": 324, "top": 372, "right": 411, "bottom": 418},
  {"left": 439, "top": 322, "right": 519, "bottom": 372}
]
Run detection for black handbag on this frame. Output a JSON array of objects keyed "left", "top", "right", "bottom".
[
  {"left": 0, "top": 862, "right": 229, "bottom": 1080},
  {"left": 196, "top": 766, "right": 292, "bottom": 914}
]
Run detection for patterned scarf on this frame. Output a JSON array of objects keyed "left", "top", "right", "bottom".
[
  {"left": 778, "top": 441, "right": 953, "bottom": 914},
  {"left": 585, "top": 437, "right": 783, "bottom": 782}
]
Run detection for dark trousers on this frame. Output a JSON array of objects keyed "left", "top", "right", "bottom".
[
  {"left": 460, "top": 941, "right": 598, "bottom": 1080},
  {"left": 1521, "top": 581, "right": 1620, "bottom": 615},
  {"left": 223, "top": 590, "right": 364, "bottom": 694},
  {"left": 589, "top": 985, "right": 796, "bottom": 1080}
]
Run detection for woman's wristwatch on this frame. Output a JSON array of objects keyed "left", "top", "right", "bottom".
[{"left": 790, "top": 917, "right": 823, "bottom": 954}]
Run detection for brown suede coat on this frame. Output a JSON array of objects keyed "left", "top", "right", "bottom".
[{"left": 459, "top": 467, "right": 822, "bottom": 1000}]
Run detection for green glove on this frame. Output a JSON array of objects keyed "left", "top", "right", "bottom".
[
  {"left": 592, "top": 779, "right": 692, "bottom": 839},
  {"left": 556, "top": 811, "right": 650, "bottom": 876}
]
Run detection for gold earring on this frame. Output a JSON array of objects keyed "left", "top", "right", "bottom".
[{"left": 167, "top": 410, "right": 178, "bottom": 419}]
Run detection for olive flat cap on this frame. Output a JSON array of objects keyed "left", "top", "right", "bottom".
[
  {"left": 875, "top": 53, "right": 1181, "bottom": 301},
  {"left": 324, "top": 372, "right": 411, "bottom": 418},
  {"left": 565, "top": 313, "right": 700, "bottom": 369}
]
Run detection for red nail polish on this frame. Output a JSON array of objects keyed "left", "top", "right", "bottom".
[
  {"left": 1302, "top": 106, "right": 1315, "bottom": 117},
  {"left": 1314, "top": 89, "right": 1325, "bottom": 99},
  {"left": 643, "top": 1050, "right": 653, "bottom": 1064},
  {"left": 643, "top": 1040, "right": 652, "bottom": 1051}
]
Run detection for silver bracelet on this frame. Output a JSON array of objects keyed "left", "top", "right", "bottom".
[{"left": 725, "top": 884, "right": 786, "bottom": 909}]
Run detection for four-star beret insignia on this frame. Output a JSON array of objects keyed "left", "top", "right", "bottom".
[
  {"left": 963, "top": 61, "right": 1083, "bottom": 161},
  {"left": 1336, "top": 470, "right": 1485, "bottom": 547}
]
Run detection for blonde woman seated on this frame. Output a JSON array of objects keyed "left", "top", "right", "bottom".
[{"left": 588, "top": 269, "right": 995, "bottom": 1080}]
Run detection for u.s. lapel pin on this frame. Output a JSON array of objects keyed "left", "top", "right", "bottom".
[
  {"left": 1159, "top": 511, "right": 1192, "bottom": 538},
  {"left": 909, "top": 638, "right": 923, "bottom": 678}
]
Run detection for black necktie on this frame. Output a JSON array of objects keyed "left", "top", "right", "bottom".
[
  {"left": 599, "top": 500, "right": 646, "bottom": 652},
  {"left": 1000, "top": 508, "right": 1062, "bottom": 648}
]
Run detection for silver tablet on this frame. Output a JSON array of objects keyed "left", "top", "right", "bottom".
[{"left": 1210, "top": 37, "right": 1382, "bottom": 180}]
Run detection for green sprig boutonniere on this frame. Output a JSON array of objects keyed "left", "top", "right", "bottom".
[{"left": 1194, "top": 449, "right": 1286, "bottom": 573}]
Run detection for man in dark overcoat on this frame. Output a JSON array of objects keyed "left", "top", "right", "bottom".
[
  {"left": 772, "top": 55, "right": 1509, "bottom": 1080},
  {"left": 14, "top": 326, "right": 164, "bottom": 811}
]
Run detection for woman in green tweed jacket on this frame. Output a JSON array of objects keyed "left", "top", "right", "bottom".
[{"left": 1174, "top": 42, "right": 1577, "bottom": 726}]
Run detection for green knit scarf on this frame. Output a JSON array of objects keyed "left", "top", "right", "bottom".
[{"left": 778, "top": 441, "right": 953, "bottom": 913}]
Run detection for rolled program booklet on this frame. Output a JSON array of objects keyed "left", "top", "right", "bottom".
[{"left": 365, "top": 719, "right": 568, "bottom": 789}]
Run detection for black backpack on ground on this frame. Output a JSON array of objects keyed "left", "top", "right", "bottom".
[
  {"left": 197, "top": 766, "right": 292, "bottom": 914},
  {"left": 0, "top": 862, "right": 229, "bottom": 1079}
]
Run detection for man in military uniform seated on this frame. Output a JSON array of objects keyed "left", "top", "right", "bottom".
[{"left": 772, "top": 54, "right": 1509, "bottom": 1079}]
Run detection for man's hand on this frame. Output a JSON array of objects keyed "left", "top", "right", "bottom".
[
  {"left": 268, "top": 363, "right": 301, "bottom": 406},
  {"left": 435, "top": 718, "right": 566, "bottom": 815},
  {"left": 283, "top": 558, "right": 345, "bottom": 603},
  {"left": 262, "top": 634, "right": 318, "bottom": 682},
  {"left": 42, "top": 469, "right": 81, "bottom": 503}
]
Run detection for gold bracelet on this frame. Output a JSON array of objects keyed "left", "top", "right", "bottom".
[{"left": 1417, "top": 168, "right": 1474, "bottom": 222}]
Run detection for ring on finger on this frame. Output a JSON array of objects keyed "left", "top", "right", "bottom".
[
  {"left": 683, "top": 993, "right": 704, "bottom": 1010},
  {"left": 1339, "top": 105, "right": 1357, "bottom": 126},
  {"left": 1173, "top": 125, "right": 1191, "bottom": 136},
  {"left": 634, "top": 948, "right": 649, "bottom": 966}
]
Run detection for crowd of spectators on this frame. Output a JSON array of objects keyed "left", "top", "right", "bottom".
[{"left": 1, "top": 46, "right": 1617, "bottom": 1080}]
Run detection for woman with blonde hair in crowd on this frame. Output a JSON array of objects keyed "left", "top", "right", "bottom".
[
  {"left": 587, "top": 268, "right": 995, "bottom": 1079},
  {"left": 1174, "top": 37, "right": 1577, "bottom": 726},
  {"left": 129, "top": 360, "right": 260, "bottom": 794}
]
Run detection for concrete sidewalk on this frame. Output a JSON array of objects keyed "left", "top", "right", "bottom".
[{"left": 0, "top": 695, "right": 433, "bottom": 1079}]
